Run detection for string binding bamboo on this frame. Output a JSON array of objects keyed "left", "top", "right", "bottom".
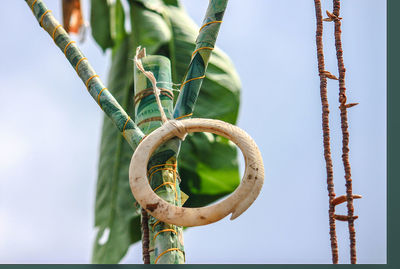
[
  {"left": 64, "top": 40, "right": 76, "bottom": 55},
  {"left": 180, "top": 75, "right": 206, "bottom": 90},
  {"left": 134, "top": 87, "right": 173, "bottom": 105},
  {"left": 191, "top": 47, "right": 214, "bottom": 57},
  {"left": 122, "top": 116, "right": 131, "bottom": 139},
  {"left": 175, "top": 113, "right": 193, "bottom": 120},
  {"left": 31, "top": 0, "right": 38, "bottom": 10},
  {"left": 154, "top": 248, "right": 185, "bottom": 264},
  {"left": 85, "top": 74, "right": 99, "bottom": 88},
  {"left": 97, "top": 88, "right": 107, "bottom": 108},
  {"left": 148, "top": 165, "right": 178, "bottom": 202},
  {"left": 52, "top": 24, "right": 62, "bottom": 41},
  {"left": 39, "top": 10, "right": 51, "bottom": 27},
  {"left": 199, "top": 20, "right": 223, "bottom": 32}
]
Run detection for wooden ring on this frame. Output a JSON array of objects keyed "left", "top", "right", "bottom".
[{"left": 129, "top": 118, "right": 264, "bottom": 227}]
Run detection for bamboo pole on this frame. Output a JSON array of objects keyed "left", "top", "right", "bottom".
[
  {"left": 25, "top": 0, "right": 145, "bottom": 149},
  {"left": 134, "top": 55, "right": 185, "bottom": 264},
  {"left": 173, "top": 0, "right": 228, "bottom": 119}
]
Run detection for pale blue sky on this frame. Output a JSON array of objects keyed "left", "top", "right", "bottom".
[{"left": 0, "top": 0, "right": 386, "bottom": 264}]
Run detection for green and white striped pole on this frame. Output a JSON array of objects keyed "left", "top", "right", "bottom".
[
  {"left": 134, "top": 55, "right": 185, "bottom": 264},
  {"left": 25, "top": 0, "right": 145, "bottom": 148}
]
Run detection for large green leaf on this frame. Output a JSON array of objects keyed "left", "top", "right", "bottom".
[
  {"left": 110, "top": 0, "right": 127, "bottom": 52},
  {"left": 91, "top": 0, "right": 241, "bottom": 263},
  {"left": 92, "top": 35, "right": 139, "bottom": 264},
  {"left": 90, "top": 0, "right": 113, "bottom": 51}
]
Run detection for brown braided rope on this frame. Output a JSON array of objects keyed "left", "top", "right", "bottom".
[
  {"left": 332, "top": 0, "right": 358, "bottom": 264},
  {"left": 314, "top": 0, "right": 339, "bottom": 264}
]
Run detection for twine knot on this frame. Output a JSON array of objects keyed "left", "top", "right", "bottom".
[{"left": 168, "top": 120, "right": 187, "bottom": 141}]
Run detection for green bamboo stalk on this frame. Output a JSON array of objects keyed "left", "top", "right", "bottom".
[
  {"left": 25, "top": 0, "right": 144, "bottom": 148},
  {"left": 134, "top": 55, "right": 185, "bottom": 264},
  {"left": 173, "top": 0, "right": 228, "bottom": 119}
]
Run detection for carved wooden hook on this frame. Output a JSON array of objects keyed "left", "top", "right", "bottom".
[{"left": 129, "top": 118, "right": 264, "bottom": 227}]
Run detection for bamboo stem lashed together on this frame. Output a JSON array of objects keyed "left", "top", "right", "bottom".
[
  {"left": 134, "top": 55, "right": 185, "bottom": 264},
  {"left": 313, "top": 0, "right": 339, "bottom": 264}
]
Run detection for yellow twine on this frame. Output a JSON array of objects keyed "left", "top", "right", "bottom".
[
  {"left": 153, "top": 229, "right": 177, "bottom": 241},
  {"left": 180, "top": 76, "right": 206, "bottom": 89},
  {"left": 152, "top": 220, "right": 161, "bottom": 231},
  {"left": 52, "top": 25, "right": 62, "bottom": 41},
  {"left": 148, "top": 168, "right": 176, "bottom": 183},
  {"left": 175, "top": 113, "right": 193, "bottom": 120},
  {"left": 85, "top": 75, "right": 99, "bottom": 88},
  {"left": 153, "top": 182, "right": 175, "bottom": 192},
  {"left": 64, "top": 41, "right": 76, "bottom": 55},
  {"left": 199, "top": 20, "right": 222, "bottom": 32},
  {"left": 75, "top": 57, "right": 87, "bottom": 73},
  {"left": 40, "top": 10, "right": 52, "bottom": 27},
  {"left": 147, "top": 163, "right": 177, "bottom": 176},
  {"left": 97, "top": 88, "right": 107, "bottom": 108},
  {"left": 31, "top": 0, "right": 38, "bottom": 11},
  {"left": 192, "top": 47, "right": 214, "bottom": 57},
  {"left": 154, "top": 248, "right": 184, "bottom": 264},
  {"left": 122, "top": 117, "right": 131, "bottom": 138}
]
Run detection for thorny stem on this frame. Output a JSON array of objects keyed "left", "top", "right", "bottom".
[
  {"left": 314, "top": 0, "right": 339, "bottom": 264},
  {"left": 332, "top": 0, "right": 358, "bottom": 264}
]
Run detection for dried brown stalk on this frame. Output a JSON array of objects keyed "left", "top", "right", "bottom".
[
  {"left": 314, "top": 0, "right": 339, "bottom": 264},
  {"left": 141, "top": 208, "right": 150, "bottom": 264},
  {"left": 332, "top": 0, "right": 358, "bottom": 264}
]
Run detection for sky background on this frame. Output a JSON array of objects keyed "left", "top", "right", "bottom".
[{"left": 0, "top": 0, "right": 386, "bottom": 264}]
